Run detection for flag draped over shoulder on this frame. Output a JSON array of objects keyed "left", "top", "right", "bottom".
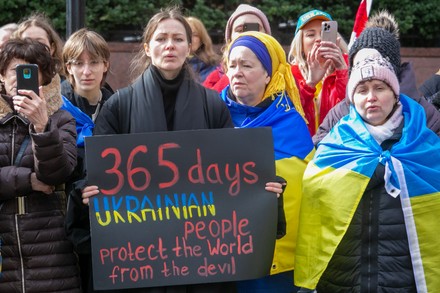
[
  {"left": 348, "top": 0, "right": 373, "bottom": 49},
  {"left": 221, "top": 87, "right": 315, "bottom": 274},
  {"left": 61, "top": 96, "right": 94, "bottom": 147},
  {"left": 294, "top": 94, "right": 440, "bottom": 291}
]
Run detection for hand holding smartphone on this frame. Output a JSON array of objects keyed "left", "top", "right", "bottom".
[
  {"left": 16, "top": 64, "right": 39, "bottom": 97},
  {"left": 321, "top": 21, "right": 338, "bottom": 44}
]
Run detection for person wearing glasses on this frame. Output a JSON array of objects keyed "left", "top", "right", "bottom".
[{"left": 60, "top": 28, "right": 114, "bottom": 292}]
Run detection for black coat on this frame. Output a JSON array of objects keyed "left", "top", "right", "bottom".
[
  {"left": 94, "top": 67, "right": 232, "bottom": 135},
  {"left": 0, "top": 77, "right": 80, "bottom": 292},
  {"left": 317, "top": 125, "right": 416, "bottom": 293}
]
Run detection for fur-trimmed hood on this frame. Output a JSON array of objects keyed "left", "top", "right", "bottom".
[{"left": 0, "top": 74, "right": 63, "bottom": 120}]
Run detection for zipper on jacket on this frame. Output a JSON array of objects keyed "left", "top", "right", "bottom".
[
  {"left": 14, "top": 214, "right": 26, "bottom": 292},
  {"left": 367, "top": 191, "right": 373, "bottom": 293},
  {"left": 11, "top": 118, "right": 26, "bottom": 215}
]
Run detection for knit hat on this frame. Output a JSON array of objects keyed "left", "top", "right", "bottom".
[
  {"left": 347, "top": 55, "right": 400, "bottom": 103},
  {"left": 226, "top": 31, "right": 305, "bottom": 119},
  {"left": 349, "top": 27, "right": 401, "bottom": 77},
  {"left": 295, "top": 9, "right": 332, "bottom": 35},
  {"left": 225, "top": 4, "right": 271, "bottom": 43}
]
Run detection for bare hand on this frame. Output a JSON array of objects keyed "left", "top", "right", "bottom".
[
  {"left": 13, "top": 87, "right": 48, "bottom": 133},
  {"left": 317, "top": 40, "right": 347, "bottom": 71},
  {"left": 306, "top": 41, "right": 327, "bottom": 88},
  {"left": 30, "top": 172, "right": 55, "bottom": 194},
  {"left": 82, "top": 185, "right": 100, "bottom": 205},
  {"left": 265, "top": 181, "right": 285, "bottom": 198}
]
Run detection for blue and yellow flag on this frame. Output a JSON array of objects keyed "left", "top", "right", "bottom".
[
  {"left": 221, "top": 87, "right": 315, "bottom": 274},
  {"left": 295, "top": 94, "right": 440, "bottom": 291}
]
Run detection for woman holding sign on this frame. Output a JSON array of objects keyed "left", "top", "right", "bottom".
[
  {"left": 78, "top": 6, "right": 287, "bottom": 293},
  {"left": 0, "top": 39, "right": 80, "bottom": 291},
  {"left": 220, "top": 31, "right": 315, "bottom": 292}
]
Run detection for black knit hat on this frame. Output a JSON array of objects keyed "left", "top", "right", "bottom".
[{"left": 349, "top": 27, "right": 401, "bottom": 77}]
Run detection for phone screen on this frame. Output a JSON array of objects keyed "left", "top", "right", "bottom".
[
  {"left": 243, "top": 23, "right": 260, "bottom": 32},
  {"left": 16, "top": 64, "right": 39, "bottom": 96}
]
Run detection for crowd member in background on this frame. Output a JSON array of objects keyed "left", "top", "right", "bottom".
[
  {"left": 314, "top": 15, "right": 440, "bottom": 144},
  {"left": 75, "top": 7, "right": 239, "bottom": 293},
  {"left": 0, "top": 23, "right": 18, "bottom": 49},
  {"left": 295, "top": 51, "right": 440, "bottom": 293},
  {"left": 13, "top": 12, "right": 65, "bottom": 78},
  {"left": 203, "top": 4, "right": 271, "bottom": 92},
  {"left": 186, "top": 16, "right": 220, "bottom": 83},
  {"left": 60, "top": 28, "right": 114, "bottom": 293},
  {"left": 0, "top": 23, "right": 18, "bottom": 92},
  {"left": 288, "top": 9, "right": 348, "bottom": 136},
  {"left": 419, "top": 68, "right": 440, "bottom": 110},
  {"left": 221, "top": 31, "right": 314, "bottom": 293},
  {"left": 0, "top": 38, "right": 80, "bottom": 292}
]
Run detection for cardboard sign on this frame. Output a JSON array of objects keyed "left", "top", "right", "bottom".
[{"left": 85, "top": 128, "right": 277, "bottom": 290}]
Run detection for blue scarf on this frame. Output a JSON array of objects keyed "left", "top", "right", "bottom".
[{"left": 61, "top": 95, "right": 94, "bottom": 147}]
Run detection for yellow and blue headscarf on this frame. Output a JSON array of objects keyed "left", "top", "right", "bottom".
[
  {"left": 226, "top": 31, "right": 305, "bottom": 119},
  {"left": 222, "top": 31, "right": 314, "bottom": 275},
  {"left": 295, "top": 94, "right": 440, "bottom": 291}
]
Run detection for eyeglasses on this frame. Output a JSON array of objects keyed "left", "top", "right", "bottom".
[{"left": 68, "top": 59, "right": 105, "bottom": 71}]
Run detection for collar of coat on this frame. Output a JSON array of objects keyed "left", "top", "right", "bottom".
[{"left": 0, "top": 74, "right": 63, "bottom": 120}]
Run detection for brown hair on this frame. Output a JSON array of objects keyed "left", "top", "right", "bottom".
[
  {"left": 14, "top": 12, "right": 65, "bottom": 76},
  {"left": 0, "top": 38, "right": 57, "bottom": 93},
  {"left": 129, "top": 6, "right": 192, "bottom": 81},
  {"left": 63, "top": 28, "right": 110, "bottom": 88},
  {"left": 186, "top": 16, "right": 220, "bottom": 66}
]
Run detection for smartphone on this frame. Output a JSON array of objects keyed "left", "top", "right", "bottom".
[
  {"left": 321, "top": 21, "right": 338, "bottom": 43},
  {"left": 243, "top": 23, "right": 260, "bottom": 32},
  {"left": 16, "top": 64, "right": 39, "bottom": 97}
]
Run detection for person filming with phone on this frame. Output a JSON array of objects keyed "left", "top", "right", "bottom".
[
  {"left": 0, "top": 38, "right": 81, "bottom": 292},
  {"left": 288, "top": 9, "right": 348, "bottom": 136}
]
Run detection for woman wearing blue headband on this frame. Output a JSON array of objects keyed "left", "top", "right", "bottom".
[{"left": 221, "top": 31, "right": 314, "bottom": 293}]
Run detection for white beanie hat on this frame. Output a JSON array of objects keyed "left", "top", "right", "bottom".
[{"left": 348, "top": 55, "right": 400, "bottom": 102}]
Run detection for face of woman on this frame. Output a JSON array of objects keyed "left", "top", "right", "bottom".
[
  {"left": 66, "top": 50, "right": 108, "bottom": 97},
  {"left": 0, "top": 58, "right": 43, "bottom": 96},
  {"left": 301, "top": 19, "right": 322, "bottom": 57},
  {"left": 144, "top": 18, "right": 190, "bottom": 80},
  {"left": 227, "top": 46, "right": 270, "bottom": 106},
  {"left": 190, "top": 25, "right": 201, "bottom": 54},
  {"left": 231, "top": 14, "right": 265, "bottom": 41},
  {"left": 21, "top": 25, "right": 54, "bottom": 56},
  {"left": 353, "top": 79, "right": 397, "bottom": 126}
]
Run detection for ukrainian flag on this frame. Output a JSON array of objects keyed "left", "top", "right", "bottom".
[
  {"left": 295, "top": 94, "right": 440, "bottom": 291},
  {"left": 220, "top": 88, "right": 315, "bottom": 274}
]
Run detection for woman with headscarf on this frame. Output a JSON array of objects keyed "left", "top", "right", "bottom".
[
  {"left": 221, "top": 31, "right": 315, "bottom": 292},
  {"left": 295, "top": 52, "right": 440, "bottom": 292}
]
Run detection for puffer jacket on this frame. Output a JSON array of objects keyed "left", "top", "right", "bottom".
[
  {"left": 0, "top": 76, "right": 81, "bottom": 292},
  {"left": 317, "top": 127, "right": 416, "bottom": 293}
]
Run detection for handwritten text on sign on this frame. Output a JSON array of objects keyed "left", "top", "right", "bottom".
[{"left": 85, "top": 128, "right": 277, "bottom": 290}]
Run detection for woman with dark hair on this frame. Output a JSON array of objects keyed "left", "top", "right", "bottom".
[
  {"left": 0, "top": 38, "right": 80, "bottom": 292},
  {"left": 72, "top": 7, "right": 239, "bottom": 293}
]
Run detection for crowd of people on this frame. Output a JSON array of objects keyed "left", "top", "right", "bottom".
[{"left": 0, "top": 4, "right": 439, "bottom": 293}]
